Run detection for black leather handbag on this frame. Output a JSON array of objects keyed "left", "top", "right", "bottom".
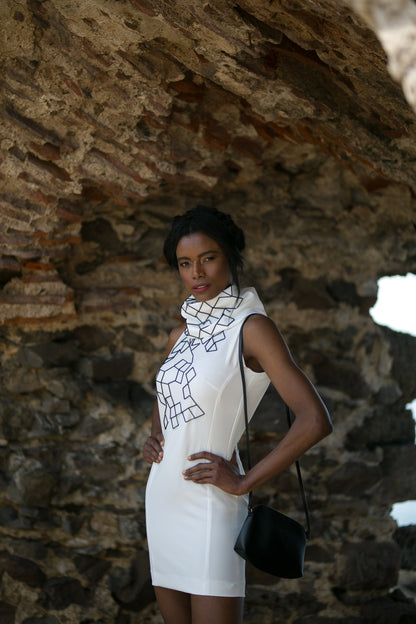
[{"left": 234, "top": 319, "right": 310, "bottom": 578}]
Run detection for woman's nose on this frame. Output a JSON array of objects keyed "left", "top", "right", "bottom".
[{"left": 192, "top": 261, "right": 204, "bottom": 278}]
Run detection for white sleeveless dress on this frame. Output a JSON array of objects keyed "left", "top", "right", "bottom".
[{"left": 145, "top": 285, "right": 270, "bottom": 597}]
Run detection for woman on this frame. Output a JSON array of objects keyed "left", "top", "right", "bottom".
[{"left": 143, "top": 206, "right": 332, "bottom": 624}]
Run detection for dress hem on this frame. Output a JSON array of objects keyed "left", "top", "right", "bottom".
[{"left": 151, "top": 573, "right": 245, "bottom": 598}]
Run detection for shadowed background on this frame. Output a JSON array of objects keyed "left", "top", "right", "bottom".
[{"left": 1, "top": 1, "right": 416, "bottom": 622}]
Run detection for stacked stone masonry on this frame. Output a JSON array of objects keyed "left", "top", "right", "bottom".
[{"left": 0, "top": 1, "right": 416, "bottom": 623}]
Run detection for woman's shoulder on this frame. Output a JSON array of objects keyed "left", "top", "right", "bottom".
[
  {"left": 242, "top": 312, "right": 293, "bottom": 366},
  {"left": 243, "top": 312, "right": 275, "bottom": 334},
  {"left": 242, "top": 313, "right": 285, "bottom": 349}
]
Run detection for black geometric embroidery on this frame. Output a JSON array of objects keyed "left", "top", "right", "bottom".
[
  {"left": 185, "top": 291, "right": 243, "bottom": 341},
  {"left": 203, "top": 331, "right": 225, "bottom": 352},
  {"left": 157, "top": 286, "right": 244, "bottom": 431},
  {"left": 156, "top": 338, "right": 204, "bottom": 430}
]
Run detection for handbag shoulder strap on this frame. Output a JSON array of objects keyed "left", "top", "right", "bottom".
[{"left": 238, "top": 316, "right": 311, "bottom": 539}]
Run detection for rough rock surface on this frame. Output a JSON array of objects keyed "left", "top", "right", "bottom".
[{"left": 0, "top": 1, "right": 416, "bottom": 623}]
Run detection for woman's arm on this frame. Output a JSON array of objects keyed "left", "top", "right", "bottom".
[
  {"left": 237, "top": 314, "right": 332, "bottom": 492},
  {"left": 143, "top": 400, "right": 165, "bottom": 464},
  {"left": 142, "top": 322, "right": 186, "bottom": 465},
  {"left": 184, "top": 314, "right": 332, "bottom": 493}
]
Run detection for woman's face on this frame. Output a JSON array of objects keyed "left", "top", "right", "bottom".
[{"left": 176, "top": 232, "right": 231, "bottom": 301}]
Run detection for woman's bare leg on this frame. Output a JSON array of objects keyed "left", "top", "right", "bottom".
[
  {"left": 191, "top": 595, "right": 244, "bottom": 624},
  {"left": 154, "top": 587, "right": 192, "bottom": 624}
]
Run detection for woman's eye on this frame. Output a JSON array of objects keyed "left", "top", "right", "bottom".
[
  {"left": 179, "top": 261, "right": 190, "bottom": 268},
  {"left": 202, "top": 256, "right": 214, "bottom": 263}
]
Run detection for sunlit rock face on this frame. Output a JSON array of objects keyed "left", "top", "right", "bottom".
[{"left": 0, "top": 1, "right": 415, "bottom": 622}]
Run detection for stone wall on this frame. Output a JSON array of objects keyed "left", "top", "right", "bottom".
[{"left": 1, "top": 1, "right": 416, "bottom": 623}]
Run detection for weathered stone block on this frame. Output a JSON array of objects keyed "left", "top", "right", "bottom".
[
  {"left": 81, "top": 217, "right": 122, "bottom": 252},
  {"left": 74, "top": 554, "right": 111, "bottom": 583},
  {"left": 346, "top": 406, "right": 416, "bottom": 450},
  {"left": 0, "top": 400, "right": 35, "bottom": 441},
  {"left": 75, "top": 325, "right": 116, "bottom": 351},
  {"left": 0, "top": 506, "right": 19, "bottom": 528},
  {"left": 9, "top": 539, "right": 47, "bottom": 561},
  {"left": 42, "top": 577, "right": 90, "bottom": 610},
  {"left": 17, "top": 339, "right": 79, "bottom": 368},
  {"left": 383, "top": 328, "right": 416, "bottom": 399},
  {"left": 313, "top": 358, "right": 369, "bottom": 399},
  {"left": 328, "top": 461, "right": 382, "bottom": 497},
  {"left": 337, "top": 541, "right": 402, "bottom": 590},
  {"left": 394, "top": 527, "right": 416, "bottom": 571},
  {"left": 327, "top": 279, "right": 361, "bottom": 307},
  {"left": 360, "top": 589, "right": 416, "bottom": 624},
  {"left": 377, "top": 445, "right": 416, "bottom": 503},
  {"left": 109, "top": 551, "right": 154, "bottom": 612},
  {"left": 78, "top": 354, "right": 134, "bottom": 381},
  {"left": 0, "top": 551, "right": 45, "bottom": 588},
  {"left": 7, "top": 463, "right": 58, "bottom": 508}
]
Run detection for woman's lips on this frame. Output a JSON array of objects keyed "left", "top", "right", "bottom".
[{"left": 192, "top": 283, "right": 210, "bottom": 293}]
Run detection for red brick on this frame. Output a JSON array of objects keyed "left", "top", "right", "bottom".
[
  {"left": 169, "top": 78, "right": 205, "bottom": 103},
  {"left": 78, "top": 58, "right": 109, "bottom": 82},
  {"left": 199, "top": 166, "right": 222, "bottom": 179},
  {"left": 24, "top": 189, "right": 57, "bottom": 206},
  {"left": 203, "top": 116, "right": 231, "bottom": 151},
  {"left": 56, "top": 205, "right": 84, "bottom": 222},
  {"left": 80, "top": 40, "right": 112, "bottom": 67},
  {"left": 140, "top": 110, "right": 170, "bottom": 130},
  {"left": 0, "top": 192, "right": 45, "bottom": 215},
  {"left": 117, "top": 51, "right": 156, "bottom": 80},
  {"left": 133, "top": 140, "right": 165, "bottom": 158},
  {"left": 9, "top": 145, "right": 26, "bottom": 161},
  {"left": 248, "top": 116, "right": 299, "bottom": 144},
  {"left": 0, "top": 293, "right": 70, "bottom": 305},
  {"left": 27, "top": 153, "right": 71, "bottom": 181},
  {"left": 2, "top": 312, "right": 79, "bottom": 325},
  {"left": 129, "top": 0, "right": 159, "bottom": 17},
  {"left": 4, "top": 103, "right": 61, "bottom": 144},
  {"left": 90, "top": 149, "right": 149, "bottom": 184},
  {"left": 29, "top": 142, "right": 61, "bottom": 161},
  {"left": 33, "top": 231, "right": 82, "bottom": 247},
  {"left": 74, "top": 109, "right": 115, "bottom": 137},
  {"left": 24, "top": 261, "right": 55, "bottom": 271},
  {"left": 172, "top": 106, "right": 200, "bottom": 133},
  {"left": 231, "top": 136, "right": 264, "bottom": 163},
  {"left": 79, "top": 178, "right": 147, "bottom": 203}
]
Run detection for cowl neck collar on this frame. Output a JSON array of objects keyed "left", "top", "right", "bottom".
[{"left": 181, "top": 284, "right": 263, "bottom": 341}]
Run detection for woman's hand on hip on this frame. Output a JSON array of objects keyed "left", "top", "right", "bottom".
[
  {"left": 183, "top": 451, "right": 246, "bottom": 495},
  {"left": 143, "top": 433, "right": 164, "bottom": 464}
]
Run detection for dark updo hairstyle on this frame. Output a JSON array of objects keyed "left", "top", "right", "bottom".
[{"left": 163, "top": 205, "right": 245, "bottom": 290}]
